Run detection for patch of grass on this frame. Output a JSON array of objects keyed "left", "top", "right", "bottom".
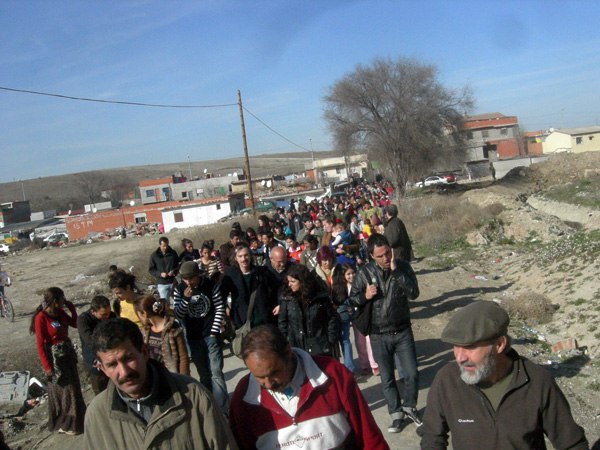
[
  {"left": 535, "top": 230, "right": 600, "bottom": 266},
  {"left": 543, "top": 178, "right": 600, "bottom": 209},
  {"left": 587, "top": 381, "right": 600, "bottom": 392},
  {"left": 569, "top": 298, "right": 588, "bottom": 306},
  {"left": 504, "top": 292, "right": 555, "bottom": 325}
]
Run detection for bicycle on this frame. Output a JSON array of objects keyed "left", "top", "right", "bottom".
[{"left": 0, "top": 292, "right": 14, "bottom": 322}]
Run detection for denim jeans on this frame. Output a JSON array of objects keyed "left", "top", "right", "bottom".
[
  {"left": 370, "top": 328, "right": 419, "bottom": 418},
  {"left": 188, "top": 336, "right": 230, "bottom": 415},
  {"left": 340, "top": 321, "right": 355, "bottom": 373},
  {"left": 156, "top": 283, "right": 173, "bottom": 306}
]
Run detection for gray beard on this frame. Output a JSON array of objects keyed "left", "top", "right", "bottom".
[{"left": 459, "top": 346, "right": 496, "bottom": 385}]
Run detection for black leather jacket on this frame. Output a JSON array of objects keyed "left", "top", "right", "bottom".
[
  {"left": 349, "top": 260, "right": 419, "bottom": 334},
  {"left": 278, "top": 290, "right": 339, "bottom": 356}
]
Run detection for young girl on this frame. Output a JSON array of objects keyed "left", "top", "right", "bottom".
[
  {"left": 30, "top": 287, "right": 86, "bottom": 435},
  {"left": 135, "top": 294, "right": 190, "bottom": 375},
  {"left": 332, "top": 263, "right": 356, "bottom": 374},
  {"left": 109, "top": 270, "right": 143, "bottom": 327}
]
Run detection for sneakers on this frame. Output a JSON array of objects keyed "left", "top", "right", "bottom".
[
  {"left": 402, "top": 407, "right": 423, "bottom": 427},
  {"left": 387, "top": 418, "right": 403, "bottom": 433},
  {"left": 58, "top": 428, "right": 79, "bottom": 436}
]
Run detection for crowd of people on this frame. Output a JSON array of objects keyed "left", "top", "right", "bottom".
[{"left": 20, "top": 179, "right": 591, "bottom": 449}]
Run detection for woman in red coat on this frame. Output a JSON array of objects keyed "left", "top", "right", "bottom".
[{"left": 30, "top": 287, "right": 85, "bottom": 435}]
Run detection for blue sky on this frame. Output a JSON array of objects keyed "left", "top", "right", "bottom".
[{"left": 2, "top": 0, "right": 600, "bottom": 181}]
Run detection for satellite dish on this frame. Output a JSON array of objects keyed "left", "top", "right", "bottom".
[
  {"left": 203, "top": 168, "right": 208, "bottom": 174},
  {"left": 261, "top": 180, "right": 266, "bottom": 186},
  {"left": 129, "top": 200, "right": 135, "bottom": 207},
  {"left": 233, "top": 172, "right": 238, "bottom": 177},
  {"left": 266, "top": 180, "right": 272, "bottom": 188},
  {"left": 227, "top": 173, "right": 232, "bottom": 176}
]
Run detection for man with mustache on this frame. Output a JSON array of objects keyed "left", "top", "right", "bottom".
[
  {"left": 229, "top": 325, "right": 389, "bottom": 450},
  {"left": 84, "top": 318, "right": 237, "bottom": 450},
  {"left": 420, "top": 301, "right": 588, "bottom": 450}
]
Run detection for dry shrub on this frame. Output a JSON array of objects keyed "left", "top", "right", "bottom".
[
  {"left": 504, "top": 292, "right": 555, "bottom": 325},
  {"left": 399, "top": 196, "right": 492, "bottom": 248},
  {"left": 485, "top": 202, "right": 505, "bottom": 216}
]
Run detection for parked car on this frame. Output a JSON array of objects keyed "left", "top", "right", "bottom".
[
  {"left": 239, "top": 201, "right": 277, "bottom": 215},
  {"left": 414, "top": 176, "right": 448, "bottom": 188},
  {"left": 0, "top": 243, "right": 10, "bottom": 254},
  {"left": 442, "top": 174, "right": 456, "bottom": 183}
]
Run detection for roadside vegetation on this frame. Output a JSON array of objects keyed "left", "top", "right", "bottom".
[{"left": 543, "top": 178, "right": 600, "bottom": 209}]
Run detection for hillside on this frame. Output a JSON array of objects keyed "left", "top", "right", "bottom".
[{"left": 0, "top": 151, "right": 337, "bottom": 212}]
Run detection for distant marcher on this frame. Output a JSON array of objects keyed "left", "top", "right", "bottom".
[
  {"left": 85, "top": 318, "right": 237, "bottom": 449},
  {"left": 135, "top": 294, "right": 189, "bottom": 375},
  {"left": 314, "top": 245, "right": 336, "bottom": 289},
  {"left": 229, "top": 325, "right": 389, "bottom": 449},
  {"left": 31, "top": 287, "right": 86, "bottom": 435},
  {"left": 383, "top": 204, "right": 413, "bottom": 262},
  {"left": 420, "top": 301, "right": 589, "bottom": 450},
  {"left": 77, "top": 295, "right": 115, "bottom": 394},
  {"left": 179, "top": 238, "right": 201, "bottom": 263},
  {"left": 220, "top": 229, "right": 243, "bottom": 270},
  {"left": 490, "top": 161, "right": 496, "bottom": 181},
  {"left": 331, "top": 263, "right": 356, "bottom": 373},
  {"left": 148, "top": 236, "right": 179, "bottom": 303},
  {"left": 299, "top": 235, "right": 319, "bottom": 272},
  {"left": 199, "top": 243, "right": 224, "bottom": 284}
]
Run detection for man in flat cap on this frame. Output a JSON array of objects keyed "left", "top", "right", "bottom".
[{"left": 420, "top": 301, "right": 588, "bottom": 450}]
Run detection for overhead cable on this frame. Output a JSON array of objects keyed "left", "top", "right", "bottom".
[{"left": 0, "top": 86, "right": 237, "bottom": 108}]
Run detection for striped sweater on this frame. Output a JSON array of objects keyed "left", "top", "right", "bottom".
[{"left": 173, "top": 277, "right": 224, "bottom": 339}]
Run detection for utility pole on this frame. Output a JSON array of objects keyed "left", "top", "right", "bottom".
[
  {"left": 187, "top": 155, "right": 193, "bottom": 180},
  {"left": 237, "top": 90, "right": 255, "bottom": 214}
]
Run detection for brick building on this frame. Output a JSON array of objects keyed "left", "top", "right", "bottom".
[{"left": 462, "top": 113, "right": 523, "bottom": 161}]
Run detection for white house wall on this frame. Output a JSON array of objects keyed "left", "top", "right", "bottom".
[{"left": 162, "top": 203, "right": 232, "bottom": 232}]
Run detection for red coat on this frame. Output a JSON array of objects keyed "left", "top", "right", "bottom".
[
  {"left": 230, "top": 349, "right": 389, "bottom": 450},
  {"left": 34, "top": 304, "right": 78, "bottom": 373}
]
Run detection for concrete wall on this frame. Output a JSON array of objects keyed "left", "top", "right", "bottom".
[
  {"left": 494, "top": 156, "right": 550, "bottom": 178},
  {"left": 543, "top": 132, "right": 572, "bottom": 154},
  {"left": 571, "top": 132, "right": 600, "bottom": 154}
]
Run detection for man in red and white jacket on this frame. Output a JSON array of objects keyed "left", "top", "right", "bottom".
[{"left": 229, "top": 325, "right": 389, "bottom": 450}]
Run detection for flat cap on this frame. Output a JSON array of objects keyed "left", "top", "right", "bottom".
[
  {"left": 179, "top": 261, "right": 201, "bottom": 278},
  {"left": 441, "top": 301, "right": 509, "bottom": 346}
]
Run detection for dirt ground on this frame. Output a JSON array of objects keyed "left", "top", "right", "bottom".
[{"left": 1, "top": 153, "right": 600, "bottom": 449}]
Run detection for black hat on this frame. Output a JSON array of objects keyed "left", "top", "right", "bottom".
[{"left": 441, "top": 301, "right": 509, "bottom": 346}]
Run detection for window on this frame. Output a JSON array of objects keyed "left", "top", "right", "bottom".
[
  {"left": 335, "top": 167, "right": 341, "bottom": 174},
  {"left": 216, "top": 204, "right": 221, "bottom": 210},
  {"left": 589, "top": 136, "right": 594, "bottom": 141},
  {"left": 576, "top": 137, "right": 583, "bottom": 144},
  {"left": 134, "top": 213, "right": 147, "bottom": 224},
  {"left": 145, "top": 189, "right": 155, "bottom": 198},
  {"left": 466, "top": 131, "right": 473, "bottom": 139},
  {"left": 174, "top": 212, "right": 184, "bottom": 223},
  {"left": 482, "top": 130, "right": 489, "bottom": 138},
  {"left": 181, "top": 191, "right": 187, "bottom": 198},
  {"left": 500, "top": 128, "right": 508, "bottom": 136}
]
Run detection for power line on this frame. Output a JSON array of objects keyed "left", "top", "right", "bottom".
[
  {"left": 242, "top": 106, "right": 310, "bottom": 151},
  {"left": 0, "top": 86, "right": 237, "bottom": 108},
  {"left": 1, "top": 85, "right": 312, "bottom": 151}
]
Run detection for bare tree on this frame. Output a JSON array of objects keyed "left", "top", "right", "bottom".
[
  {"left": 73, "top": 171, "right": 108, "bottom": 208},
  {"left": 324, "top": 57, "right": 473, "bottom": 194}
]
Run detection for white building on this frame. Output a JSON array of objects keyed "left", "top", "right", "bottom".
[{"left": 160, "top": 196, "right": 243, "bottom": 232}]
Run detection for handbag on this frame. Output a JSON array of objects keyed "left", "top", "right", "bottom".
[
  {"left": 232, "top": 289, "right": 257, "bottom": 358},
  {"left": 352, "top": 300, "right": 373, "bottom": 336}
]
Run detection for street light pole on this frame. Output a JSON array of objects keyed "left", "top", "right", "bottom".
[{"left": 187, "top": 155, "right": 193, "bottom": 180}]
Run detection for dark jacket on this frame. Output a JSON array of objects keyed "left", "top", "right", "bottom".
[
  {"left": 148, "top": 246, "right": 179, "bottom": 285},
  {"left": 420, "top": 349, "right": 589, "bottom": 450},
  {"left": 179, "top": 248, "right": 200, "bottom": 263},
  {"left": 349, "top": 259, "right": 419, "bottom": 335},
  {"left": 278, "top": 290, "right": 339, "bottom": 356},
  {"left": 384, "top": 216, "right": 413, "bottom": 262},
  {"left": 220, "top": 265, "right": 278, "bottom": 329},
  {"left": 77, "top": 309, "right": 116, "bottom": 371}
]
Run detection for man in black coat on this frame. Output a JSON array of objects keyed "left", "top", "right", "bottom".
[
  {"left": 148, "top": 236, "right": 179, "bottom": 304},
  {"left": 383, "top": 204, "right": 413, "bottom": 262}
]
